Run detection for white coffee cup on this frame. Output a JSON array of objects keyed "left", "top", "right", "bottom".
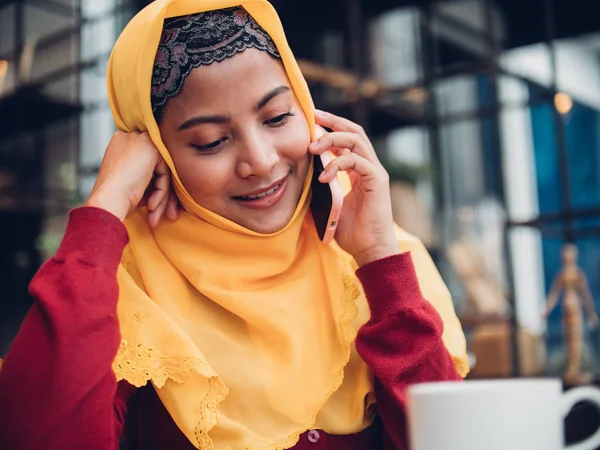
[{"left": 407, "top": 379, "right": 600, "bottom": 450}]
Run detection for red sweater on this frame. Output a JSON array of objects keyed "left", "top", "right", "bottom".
[{"left": 0, "top": 207, "right": 461, "bottom": 450}]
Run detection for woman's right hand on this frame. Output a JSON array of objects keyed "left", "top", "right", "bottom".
[{"left": 85, "top": 131, "right": 179, "bottom": 227}]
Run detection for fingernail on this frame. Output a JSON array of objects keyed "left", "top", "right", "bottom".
[{"left": 318, "top": 171, "right": 326, "bottom": 182}]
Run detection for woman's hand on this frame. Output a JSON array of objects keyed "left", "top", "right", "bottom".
[
  {"left": 85, "top": 131, "right": 180, "bottom": 227},
  {"left": 309, "top": 109, "right": 400, "bottom": 267}
]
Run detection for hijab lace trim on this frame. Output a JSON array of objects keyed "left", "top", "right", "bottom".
[{"left": 151, "top": 7, "right": 281, "bottom": 115}]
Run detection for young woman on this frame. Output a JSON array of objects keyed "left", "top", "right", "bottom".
[{"left": 0, "top": 1, "right": 468, "bottom": 449}]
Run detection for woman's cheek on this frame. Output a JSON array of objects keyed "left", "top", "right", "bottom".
[
  {"left": 283, "top": 127, "right": 311, "bottom": 161},
  {"left": 182, "top": 158, "right": 231, "bottom": 198}
]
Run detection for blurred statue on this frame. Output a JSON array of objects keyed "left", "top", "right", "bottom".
[
  {"left": 543, "top": 244, "right": 599, "bottom": 385},
  {"left": 447, "top": 203, "right": 509, "bottom": 317},
  {"left": 447, "top": 237, "right": 508, "bottom": 317}
]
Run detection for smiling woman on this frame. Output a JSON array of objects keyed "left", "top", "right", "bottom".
[
  {"left": 158, "top": 47, "right": 310, "bottom": 233},
  {"left": 0, "top": 2, "right": 468, "bottom": 450}
]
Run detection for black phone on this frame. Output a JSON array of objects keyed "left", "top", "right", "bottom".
[{"left": 309, "top": 126, "right": 343, "bottom": 243}]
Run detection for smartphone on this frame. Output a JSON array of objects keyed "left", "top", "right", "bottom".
[{"left": 310, "top": 125, "right": 343, "bottom": 244}]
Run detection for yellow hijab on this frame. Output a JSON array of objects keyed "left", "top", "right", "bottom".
[{"left": 107, "top": 1, "right": 468, "bottom": 448}]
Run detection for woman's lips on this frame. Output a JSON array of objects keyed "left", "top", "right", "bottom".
[{"left": 232, "top": 175, "right": 288, "bottom": 209}]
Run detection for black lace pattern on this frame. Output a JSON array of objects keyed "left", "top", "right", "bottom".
[{"left": 151, "top": 7, "right": 281, "bottom": 115}]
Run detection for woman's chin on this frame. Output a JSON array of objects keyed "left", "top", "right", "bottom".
[{"left": 241, "top": 212, "right": 295, "bottom": 234}]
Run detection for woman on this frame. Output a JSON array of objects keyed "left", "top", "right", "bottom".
[{"left": 0, "top": 1, "right": 468, "bottom": 449}]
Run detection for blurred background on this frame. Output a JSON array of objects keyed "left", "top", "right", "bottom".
[{"left": 1, "top": 0, "right": 600, "bottom": 412}]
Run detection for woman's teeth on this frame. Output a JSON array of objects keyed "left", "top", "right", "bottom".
[{"left": 240, "top": 182, "right": 282, "bottom": 200}]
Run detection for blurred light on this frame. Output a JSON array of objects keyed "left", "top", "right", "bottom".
[
  {"left": 554, "top": 92, "right": 573, "bottom": 115},
  {"left": 0, "top": 60, "right": 7, "bottom": 94},
  {"left": 19, "top": 37, "right": 38, "bottom": 83},
  {"left": 404, "top": 87, "right": 429, "bottom": 104}
]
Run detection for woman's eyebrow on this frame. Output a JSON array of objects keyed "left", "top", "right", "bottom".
[
  {"left": 177, "top": 114, "right": 230, "bottom": 131},
  {"left": 255, "top": 86, "right": 290, "bottom": 111},
  {"left": 176, "top": 86, "right": 290, "bottom": 131}
]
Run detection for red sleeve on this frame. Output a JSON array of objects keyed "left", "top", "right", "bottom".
[
  {"left": 0, "top": 207, "right": 133, "bottom": 450},
  {"left": 355, "top": 252, "right": 462, "bottom": 450}
]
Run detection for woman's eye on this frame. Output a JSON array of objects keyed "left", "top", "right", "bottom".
[
  {"left": 192, "top": 138, "right": 227, "bottom": 153},
  {"left": 265, "top": 112, "right": 294, "bottom": 127}
]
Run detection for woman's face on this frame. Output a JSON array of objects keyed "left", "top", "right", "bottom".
[{"left": 158, "top": 48, "right": 311, "bottom": 234}]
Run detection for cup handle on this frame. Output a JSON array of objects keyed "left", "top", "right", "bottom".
[{"left": 562, "top": 386, "right": 600, "bottom": 450}]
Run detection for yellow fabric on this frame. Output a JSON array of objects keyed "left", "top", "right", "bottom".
[{"left": 107, "top": 1, "right": 469, "bottom": 449}]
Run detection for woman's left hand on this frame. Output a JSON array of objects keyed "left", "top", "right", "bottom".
[{"left": 309, "top": 109, "right": 400, "bottom": 267}]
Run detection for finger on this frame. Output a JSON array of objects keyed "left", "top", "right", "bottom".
[
  {"left": 309, "top": 131, "right": 377, "bottom": 162},
  {"left": 148, "top": 159, "right": 170, "bottom": 211},
  {"left": 330, "top": 147, "right": 350, "bottom": 156},
  {"left": 166, "top": 190, "right": 180, "bottom": 221},
  {"left": 147, "top": 184, "right": 161, "bottom": 211},
  {"left": 317, "top": 146, "right": 349, "bottom": 158},
  {"left": 318, "top": 153, "right": 378, "bottom": 185},
  {"left": 315, "top": 109, "right": 369, "bottom": 141},
  {"left": 148, "top": 193, "right": 169, "bottom": 228}
]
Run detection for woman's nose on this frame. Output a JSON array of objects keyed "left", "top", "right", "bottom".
[{"left": 236, "top": 134, "right": 280, "bottom": 178}]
